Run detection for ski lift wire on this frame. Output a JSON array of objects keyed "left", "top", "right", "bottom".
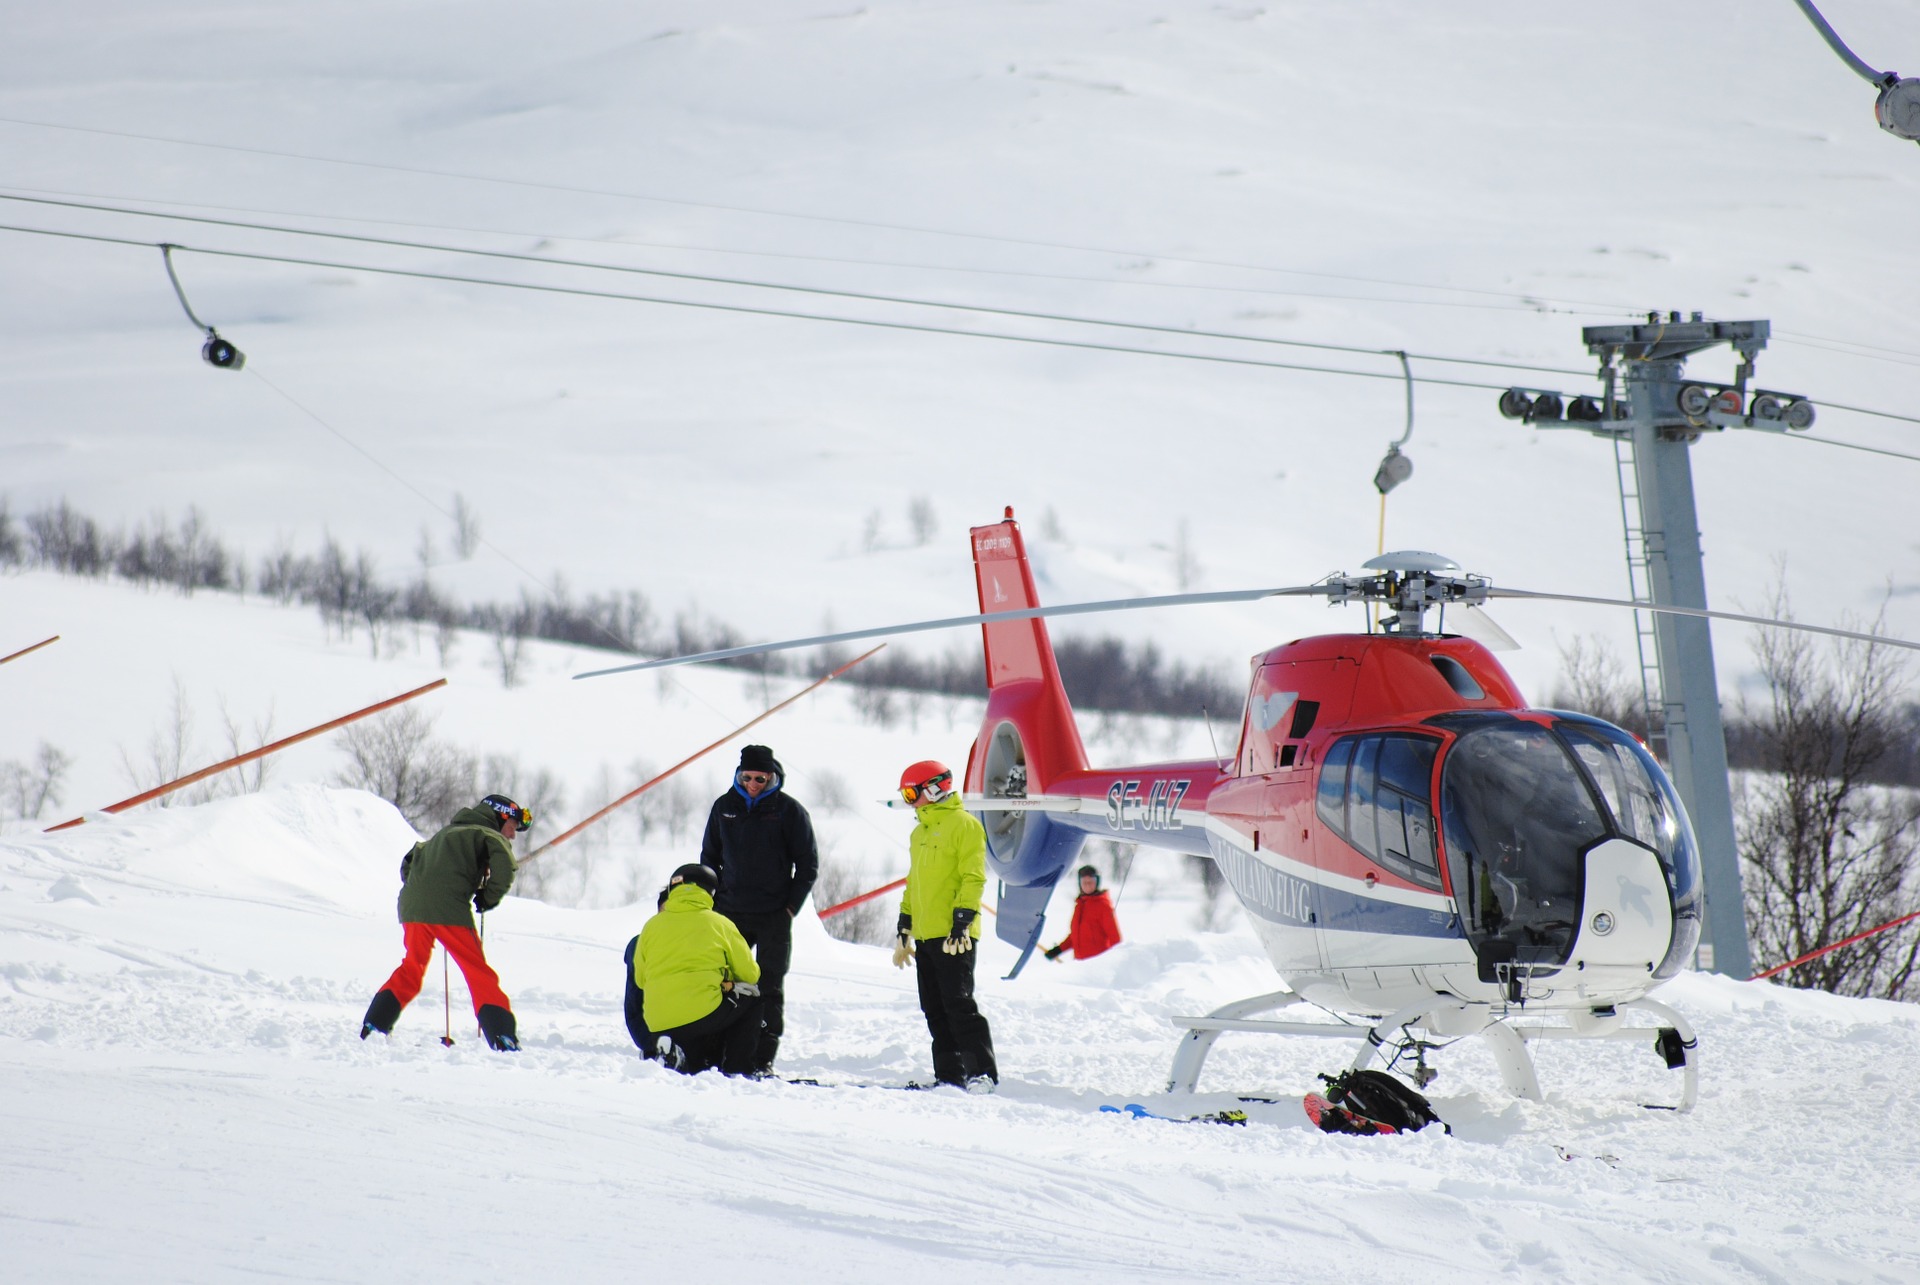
[
  {"left": 0, "top": 220, "right": 1538, "bottom": 393},
  {"left": 0, "top": 192, "right": 1600, "bottom": 378},
  {"left": 0, "top": 113, "right": 1648, "bottom": 312},
  {"left": 0, "top": 180, "right": 1626, "bottom": 319},
  {"left": 6, "top": 219, "right": 1915, "bottom": 431},
  {"left": 1790, "top": 0, "right": 1897, "bottom": 86}
]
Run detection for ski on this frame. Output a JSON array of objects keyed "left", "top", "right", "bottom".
[{"left": 1100, "top": 1103, "right": 1248, "bottom": 1126}]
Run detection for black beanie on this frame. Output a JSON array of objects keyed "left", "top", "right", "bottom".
[{"left": 739, "top": 744, "right": 783, "bottom": 777}]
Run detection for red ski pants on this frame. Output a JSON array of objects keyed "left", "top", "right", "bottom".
[{"left": 381, "top": 922, "right": 511, "bottom": 1016}]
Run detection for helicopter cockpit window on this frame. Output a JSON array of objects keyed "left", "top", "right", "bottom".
[
  {"left": 1317, "top": 733, "right": 1442, "bottom": 890},
  {"left": 1315, "top": 737, "right": 1353, "bottom": 830},
  {"left": 1554, "top": 719, "right": 1702, "bottom": 925},
  {"left": 1440, "top": 722, "right": 1607, "bottom": 970}
]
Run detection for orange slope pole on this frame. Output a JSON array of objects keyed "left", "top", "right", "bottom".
[
  {"left": 45, "top": 678, "right": 449, "bottom": 832},
  {"left": 521, "top": 645, "right": 885, "bottom": 865},
  {"left": 817, "top": 876, "right": 907, "bottom": 920},
  {"left": 1750, "top": 908, "right": 1920, "bottom": 981},
  {"left": 2, "top": 635, "right": 60, "bottom": 666}
]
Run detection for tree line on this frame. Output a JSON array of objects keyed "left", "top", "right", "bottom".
[{"left": 0, "top": 496, "right": 1239, "bottom": 716}]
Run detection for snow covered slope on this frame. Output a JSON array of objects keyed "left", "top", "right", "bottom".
[
  {"left": 3, "top": 0, "right": 1918, "bottom": 701},
  {"left": 4, "top": 784, "right": 1919, "bottom": 1283}
]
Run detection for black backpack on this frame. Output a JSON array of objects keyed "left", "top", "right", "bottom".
[{"left": 1315, "top": 1069, "right": 1447, "bottom": 1135}]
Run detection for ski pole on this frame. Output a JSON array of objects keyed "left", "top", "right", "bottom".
[{"left": 440, "top": 949, "right": 455, "bottom": 1047}]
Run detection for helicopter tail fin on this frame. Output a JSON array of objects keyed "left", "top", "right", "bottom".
[
  {"left": 969, "top": 510, "right": 1090, "bottom": 786},
  {"left": 968, "top": 510, "right": 1090, "bottom": 972}
]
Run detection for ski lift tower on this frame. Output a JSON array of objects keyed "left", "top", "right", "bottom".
[{"left": 1503, "top": 313, "right": 1819, "bottom": 980}]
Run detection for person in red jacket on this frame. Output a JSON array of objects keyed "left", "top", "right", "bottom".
[{"left": 1043, "top": 864, "right": 1122, "bottom": 962}]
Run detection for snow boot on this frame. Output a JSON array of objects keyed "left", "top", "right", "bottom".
[
  {"left": 655, "top": 1036, "right": 686, "bottom": 1071},
  {"left": 477, "top": 1004, "right": 519, "bottom": 1053},
  {"left": 964, "top": 1075, "right": 998, "bottom": 1096},
  {"left": 360, "top": 989, "right": 402, "bottom": 1040}
]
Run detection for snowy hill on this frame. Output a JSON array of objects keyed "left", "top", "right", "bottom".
[
  {"left": 3, "top": 0, "right": 1918, "bottom": 702},
  {"left": 3, "top": 573, "right": 1919, "bottom": 1281},
  {"left": 5, "top": 783, "right": 1919, "bottom": 1282}
]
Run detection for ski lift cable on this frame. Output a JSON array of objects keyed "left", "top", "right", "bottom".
[
  {"left": 0, "top": 220, "right": 1542, "bottom": 394},
  {"left": 1790, "top": 0, "right": 1898, "bottom": 86},
  {"left": 1781, "top": 434, "right": 1920, "bottom": 464},
  {"left": 243, "top": 366, "right": 640, "bottom": 655},
  {"left": 6, "top": 220, "right": 1917, "bottom": 433},
  {"left": 0, "top": 113, "right": 1648, "bottom": 311},
  {"left": 0, "top": 193, "right": 1600, "bottom": 379},
  {"left": 0, "top": 181, "right": 1625, "bottom": 319}
]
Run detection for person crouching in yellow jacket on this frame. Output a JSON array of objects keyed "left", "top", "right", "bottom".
[
  {"left": 893, "top": 760, "right": 998, "bottom": 1091},
  {"left": 633, "top": 864, "right": 764, "bottom": 1075}
]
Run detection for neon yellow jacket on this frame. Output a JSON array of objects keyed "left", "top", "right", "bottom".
[
  {"left": 900, "top": 794, "right": 987, "bottom": 941},
  {"left": 631, "top": 884, "right": 762, "bottom": 1031}
]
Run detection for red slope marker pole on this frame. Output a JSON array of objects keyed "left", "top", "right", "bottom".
[
  {"left": 45, "top": 678, "right": 449, "bottom": 831},
  {"left": 1, "top": 635, "right": 60, "bottom": 666},
  {"left": 817, "top": 876, "right": 907, "bottom": 920},
  {"left": 521, "top": 645, "right": 885, "bottom": 865},
  {"left": 1750, "top": 908, "right": 1920, "bottom": 981}
]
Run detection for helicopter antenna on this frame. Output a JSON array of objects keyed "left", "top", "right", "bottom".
[{"left": 1201, "top": 706, "right": 1230, "bottom": 773}]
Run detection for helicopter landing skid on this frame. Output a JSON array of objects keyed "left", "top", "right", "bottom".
[{"left": 1168, "top": 993, "right": 1698, "bottom": 1113}]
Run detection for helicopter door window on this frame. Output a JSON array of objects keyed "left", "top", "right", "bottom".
[
  {"left": 1315, "top": 737, "right": 1354, "bottom": 831},
  {"left": 1373, "top": 735, "right": 1441, "bottom": 889},
  {"left": 1346, "top": 737, "right": 1382, "bottom": 861}
]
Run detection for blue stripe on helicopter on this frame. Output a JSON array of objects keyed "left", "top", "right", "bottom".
[{"left": 1211, "top": 840, "right": 1458, "bottom": 939}]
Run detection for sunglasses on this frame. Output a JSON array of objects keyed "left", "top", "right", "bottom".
[{"left": 738, "top": 771, "right": 773, "bottom": 785}]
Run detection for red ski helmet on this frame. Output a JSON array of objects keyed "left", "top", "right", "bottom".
[{"left": 899, "top": 760, "right": 953, "bottom": 806}]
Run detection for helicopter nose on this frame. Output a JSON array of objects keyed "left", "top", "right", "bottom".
[{"left": 1566, "top": 839, "right": 1671, "bottom": 973}]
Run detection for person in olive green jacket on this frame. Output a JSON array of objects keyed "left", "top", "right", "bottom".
[
  {"left": 632, "top": 863, "right": 765, "bottom": 1075},
  {"left": 360, "top": 794, "right": 528, "bottom": 1051},
  {"left": 892, "top": 760, "right": 997, "bottom": 1090}
]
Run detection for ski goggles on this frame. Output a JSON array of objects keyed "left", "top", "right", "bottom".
[
  {"left": 899, "top": 774, "right": 952, "bottom": 804},
  {"left": 484, "top": 796, "right": 534, "bottom": 829}
]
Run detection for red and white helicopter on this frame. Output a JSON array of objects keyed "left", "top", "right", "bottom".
[{"left": 580, "top": 509, "right": 1919, "bottom": 1111}]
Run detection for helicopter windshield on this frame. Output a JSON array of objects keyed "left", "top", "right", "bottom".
[
  {"left": 1438, "top": 714, "right": 1703, "bottom": 980},
  {"left": 1440, "top": 721, "right": 1606, "bottom": 975}
]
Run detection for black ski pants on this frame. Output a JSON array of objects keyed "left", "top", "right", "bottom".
[
  {"left": 913, "top": 939, "right": 997, "bottom": 1086},
  {"left": 726, "top": 908, "right": 792, "bottom": 1066},
  {"left": 655, "top": 992, "right": 764, "bottom": 1076}
]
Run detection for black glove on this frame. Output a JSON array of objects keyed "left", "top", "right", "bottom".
[
  {"left": 1044, "top": 943, "right": 1066, "bottom": 961},
  {"left": 943, "top": 908, "right": 976, "bottom": 955}
]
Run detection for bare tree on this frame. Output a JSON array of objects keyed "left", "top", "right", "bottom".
[
  {"left": 1172, "top": 518, "right": 1200, "bottom": 592},
  {"left": 120, "top": 677, "right": 199, "bottom": 805},
  {"left": 213, "top": 699, "right": 276, "bottom": 796},
  {"left": 860, "top": 508, "right": 884, "bottom": 553},
  {"left": 1550, "top": 633, "right": 1652, "bottom": 738},
  {"left": 1, "top": 741, "right": 73, "bottom": 820},
  {"left": 1738, "top": 591, "right": 1920, "bottom": 1000},
  {"left": 907, "top": 495, "right": 937, "bottom": 547},
  {"left": 451, "top": 493, "right": 481, "bottom": 560},
  {"left": 1186, "top": 851, "right": 1232, "bottom": 930},
  {"left": 331, "top": 707, "right": 477, "bottom": 834},
  {"left": 814, "top": 853, "right": 891, "bottom": 945}
]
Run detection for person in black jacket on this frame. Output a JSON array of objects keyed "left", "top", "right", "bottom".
[{"left": 699, "top": 744, "right": 818, "bottom": 1074}]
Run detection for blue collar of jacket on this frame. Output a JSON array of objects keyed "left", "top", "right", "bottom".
[{"left": 732, "top": 778, "right": 783, "bottom": 808}]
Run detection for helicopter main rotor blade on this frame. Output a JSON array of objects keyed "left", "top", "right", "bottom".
[
  {"left": 573, "top": 584, "right": 1336, "bottom": 679},
  {"left": 1488, "top": 587, "right": 1920, "bottom": 653}
]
